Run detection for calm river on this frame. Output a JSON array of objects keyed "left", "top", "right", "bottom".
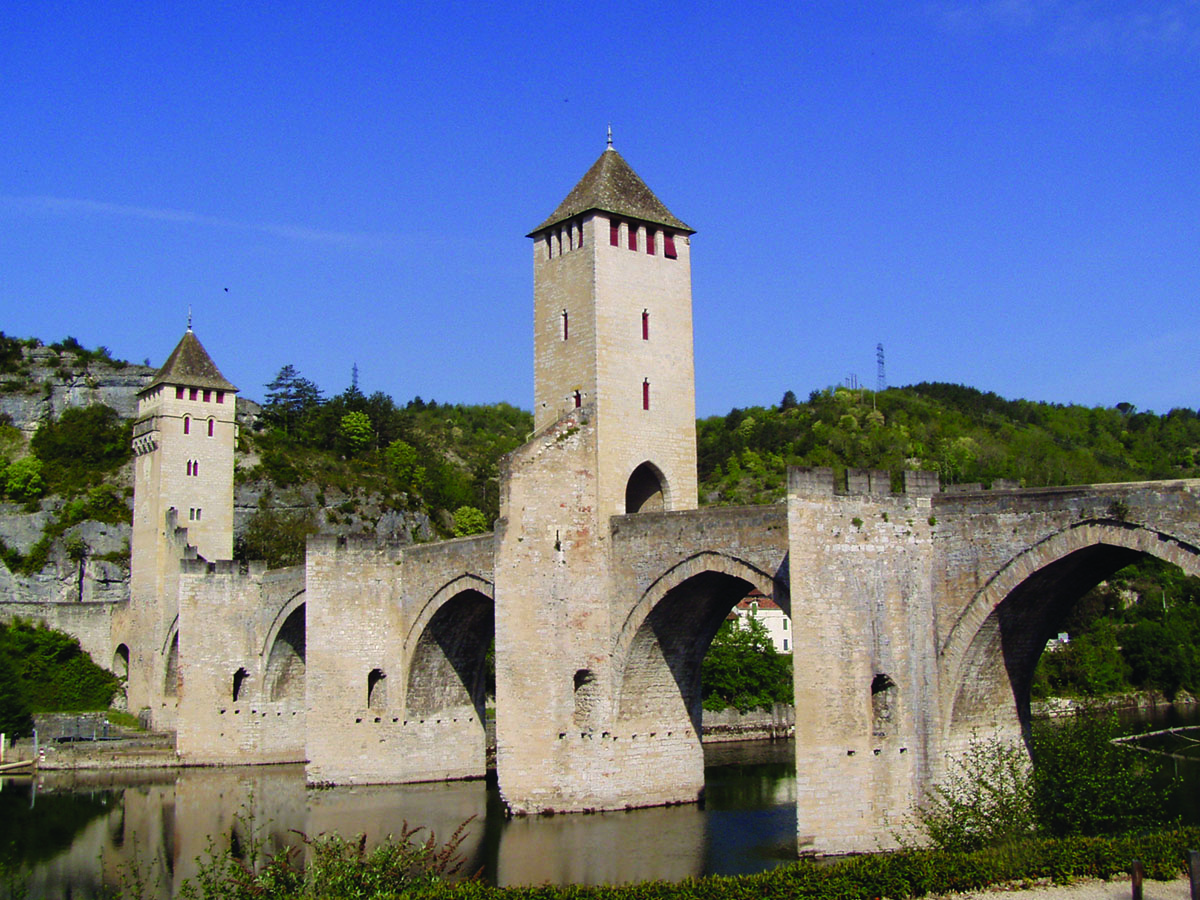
[{"left": 2, "top": 708, "right": 1197, "bottom": 898}]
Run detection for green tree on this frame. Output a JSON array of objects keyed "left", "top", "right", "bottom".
[
  {"left": 30, "top": 404, "right": 130, "bottom": 493},
  {"left": 384, "top": 439, "right": 426, "bottom": 496},
  {"left": 700, "top": 615, "right": 792, "bottom": 712},
  {"left": 338, "top": 411, "right": 374, "bottom": 456},
  {"left": 237, "top": 502, "right": 319, "bottom": 569},
  {"left": 452, "top": 506, "right": 488, "bottom": 537},
  {"left": 263, "top": 365, "right": 324, "bottom": 435}
]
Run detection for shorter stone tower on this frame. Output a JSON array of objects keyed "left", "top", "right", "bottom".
[{"left": 125, "top": 326, "right": 237, "bottom": 726}]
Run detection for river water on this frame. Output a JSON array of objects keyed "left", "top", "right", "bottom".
[{"left": 2, "top": 708, "right": 1196, "bottom": 898}]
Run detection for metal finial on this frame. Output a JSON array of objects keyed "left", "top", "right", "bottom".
[
  {"left": 606, "top": 124, "right": 613, "bottom": 150},
  {"left": 187, "top": 306, "right": 193, "bottom": 332}
]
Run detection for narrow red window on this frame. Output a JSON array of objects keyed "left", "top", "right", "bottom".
[
  {"left": 203, "top": 389, "right": 211, "bottom": 402},
  {"left": 189, "top": 388, "right": 198, "bottom": 401},
  {"left": 186, "top": 460, "right": 191, "bottom": 476},
  {"left": 646, "top": 229, "right": 656, "bottom": 255},
  {"left": 561, "top": 309, "right": 569, "bottom": 341},
  {"left": 628, "top": 223, "right": 638, "bottom": 252},
  {"left": 642, "top": 310, "right": 649, "bottom": 341},
  {"left": 642, "top": 379, "right": 650, "bottom": 410},
  {"left": 183, "top": 416, "right": 190, "bottom": 435},
  {"left": 664, "top": 233, "right": 677, "bottom": 259},
  {"left": 216, "top": 391, "right": 224, "bottom": 404},
  {"left": 610, "top": 218, "right": 620, "bottom": 246},
  {"left": 175, "top": 386, "right": 184, "bottom": 399},
  {"left": 573, "top": 390, "right": 581, "bottom": 408},
  {"left": 208, "top": 418, "right": 214, "bottom": 437}
]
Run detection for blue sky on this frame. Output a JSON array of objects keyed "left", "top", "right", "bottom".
[{"left": 2, "top": 2, "right": 1197, "bottom": 417}]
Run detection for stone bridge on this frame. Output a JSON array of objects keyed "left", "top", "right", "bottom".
[{"left": 162, "top": 449, "right": 1200, "bottom": 854}]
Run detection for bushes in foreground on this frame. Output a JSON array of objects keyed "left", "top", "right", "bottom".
[{"left": 107, "top": 826, "right": 1200, "bottom": 900}]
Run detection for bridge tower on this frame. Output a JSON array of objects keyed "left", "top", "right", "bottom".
[
  {"left": 124, "top": 326, "right": 237, "bottom": 728},
  {"left": 527, "top": 133, "right": 698, "bottom": 520},
  {"left": 495, "top": 139, "right": 702, "bottom": 814}
]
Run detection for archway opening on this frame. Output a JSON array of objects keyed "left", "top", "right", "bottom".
[
  {"left": 232, "top": 667, "right": 250, "bottom": 703},
  {"left": 265, "top": 604, "right": 306, "bottom": 702},
  {"left": 950, "top": 543, "right": 1152, "bottom": 742},
  {"left": 618, "top": 572, "right": 789, "bottom": 733},
  {"left": 113, "top": 644, "right": 130, "bottom": 681},
  {"left": 406, "top": 589, "right": 494, "bottom": 723},
  {"left": 164, "top": 634, "right": 179, "bottom": 698},
  {"left": 625, "top": 462, "right": 666, "bottom": 514},
  {"left": 368, "top": 668, "right": 387, "bottom": 709}
]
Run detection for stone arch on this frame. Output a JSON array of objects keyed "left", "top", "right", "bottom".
[
  {"left": 262, "top": 592, "right": 306, "bottom": 702},
  {"left": 625, "top": 460, "right": 668, "bottom": 514},
  {"left": 614, "top": 551, "right": 784, "bottom": 729},
  {"left": 404, "top": 578, "right": 495, "bottom": 722},
  {"left": 112, "top": 644, "right": 130, "bottom": 681},
  {"left": 162, "top": 619, "right": 180, "bottom": 699},
  {"left": 941, "top": 519, "right": 1200, "bottom": 740}
]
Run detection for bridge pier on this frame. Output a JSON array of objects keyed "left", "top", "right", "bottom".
[{"left": 788, "top": 468, "right": 941, "bottom": 854}]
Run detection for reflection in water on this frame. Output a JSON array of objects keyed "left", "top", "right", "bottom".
[
  {"left": 7, "top": 715, "right": 1193, "bottom": 897},
  {"left": 0, "top": 740, "right": 797, "bottom": 896}
]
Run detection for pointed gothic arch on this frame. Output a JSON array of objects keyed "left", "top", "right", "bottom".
[{"left": 941, "top": 519, "right": 1200, "bottom": 740}]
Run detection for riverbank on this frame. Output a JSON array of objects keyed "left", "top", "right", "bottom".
[{"left": 1032, "top": 692, "right": 1197, "bottom": 718}]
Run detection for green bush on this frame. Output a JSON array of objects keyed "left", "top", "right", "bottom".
[
  {"left": 2, "top": 456, "right": 44, "bottom": 502},
  {"left": 914, "top": 710, "right": 1171, "bottom": 853},
  {"left": 30, "top": 404, "right": 130, "bottom": 494},
  {"left": 0, "top": 620, "right": 120, "bottom": 734}
]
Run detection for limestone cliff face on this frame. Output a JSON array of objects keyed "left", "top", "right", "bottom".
[
  {"left": 0, "top": 502, "right": 130, "bottom": 604},
  {"left": 0, "top": 346, "right": 156, "bottom": 436}
]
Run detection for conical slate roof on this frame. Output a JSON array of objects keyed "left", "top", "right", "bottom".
[
  {"left": 529, "top": 147, "right": 693, "bottom": 236},
  {"left": 143, "top": 329, "right": 238, "bottom": 394}
]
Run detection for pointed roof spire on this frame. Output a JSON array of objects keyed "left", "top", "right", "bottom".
[
  {"left": 143, "top": 329, "right": 237, "bottom": 394},
  {"left": 606, "top": 124, "right": 613, "bottom": 150},
  {"left": 187, "top": 305, "right": 193, "bottom": 332},
  {"left": 529, "top": 145, "right": 693, "bottom": 236}
]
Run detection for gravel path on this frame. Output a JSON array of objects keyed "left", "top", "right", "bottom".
[{"left": 943, "top": 876, "right": 1194, "bottom": 900}]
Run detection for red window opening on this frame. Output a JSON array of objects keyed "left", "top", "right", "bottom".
[
  {"left": 186, "top": 460, "right": 192, "bottom": 476},
  {"left": 642, "top": 310, "right": 649, "bottom": 340},
  {"left": 642, "top": 379, "right": 650, "bottom": 410},
  {"left": 207, "top": 418, "right": 214, "bottom": 437},
  {"left": 628, "top": 224, "right": 638, "bottom": 252},
  {"left": 175, "top": 386, "right": 184, "bottom": 399},
  {"left": 573, "top": 390, "right": 581, "bottom": 408},
  {"left": 189, "top": 388, "right": 198, "bottom": 401},
  {"left": 664, "top": 233, "right": 677, "bottom": 259},
  {"left": 183, "top": 416, "right": 190, "bottom": 435},
  {"left": 610, "top": 218, "right": 620, "bottom": 246},
  {"left": 216, "top": 391, "right": 224, "bottom": 404},
  {"left": 647, "top": 230, "right": 656, "bottom": 255}
]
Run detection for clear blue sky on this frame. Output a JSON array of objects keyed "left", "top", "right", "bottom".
[{"left": 3, "top": 2, "right": 1197, "bottom": 417}]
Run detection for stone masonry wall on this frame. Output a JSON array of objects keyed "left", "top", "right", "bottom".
[{"left": 175, "top": 561, "right": 306, "bottom": 764}]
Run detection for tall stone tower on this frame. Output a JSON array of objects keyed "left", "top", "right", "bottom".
[
  {"left": 527, "top": 136, "right": 698, "bottom": 520},
  {"left": 495, "top": 141, "right": 701, "bottom": 814},
  {"left": 125, "top": 326, "right": 237, "bottom": 724}
]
